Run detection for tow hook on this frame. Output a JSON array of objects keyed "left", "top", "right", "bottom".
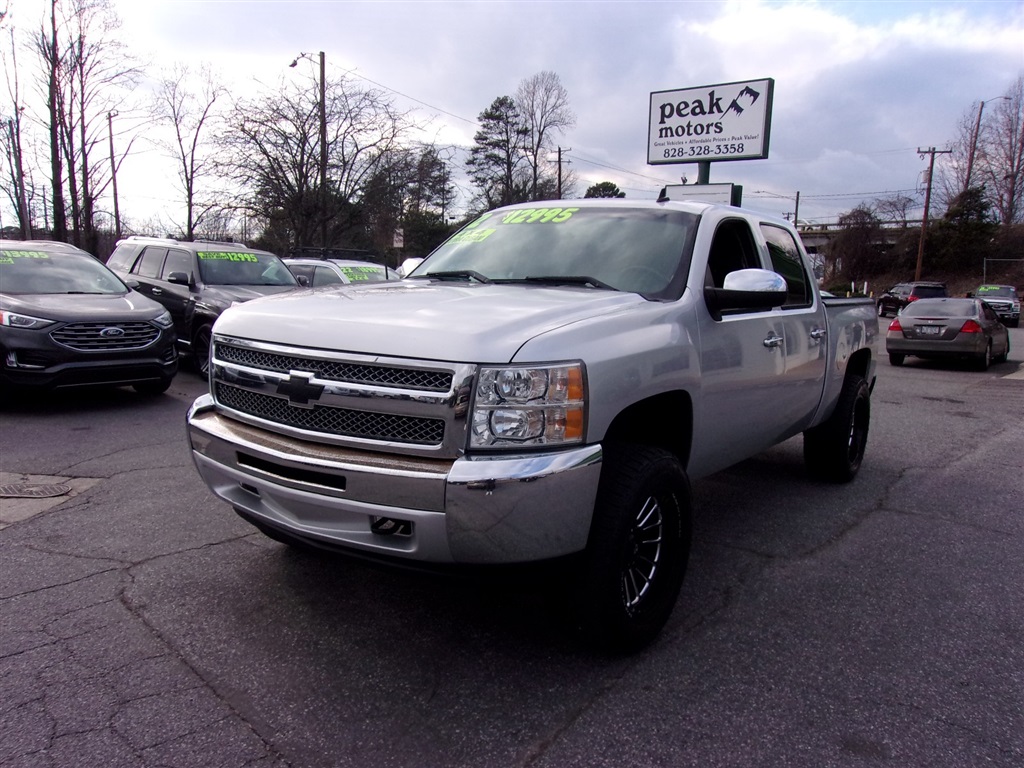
[{"left": 370, "top": 516, "right": 412, "bottom": 536}]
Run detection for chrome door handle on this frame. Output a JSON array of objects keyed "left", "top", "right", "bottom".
[
  {"left": 763, "top": 334, "right": 784, "bottom": 348},
  {"left": 810, "top": 328, "right": 827, "bottom": 340}
]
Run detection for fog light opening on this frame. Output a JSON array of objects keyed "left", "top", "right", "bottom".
[
  {"left": 370, "top": 516, "right": 412, "bottom": 536},
  {"left": 239, "top": 483, "right": 260, "bottom": 496}
]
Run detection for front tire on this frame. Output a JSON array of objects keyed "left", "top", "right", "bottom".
[
  {"left": 576, "top": 445, "right": 692, "bottom": 652},
  {"left": 192, "top": 324, "right": 213, "bottom": 377},
  {"left": 804, "top": 374, "right": 870, "bottom": 483}
]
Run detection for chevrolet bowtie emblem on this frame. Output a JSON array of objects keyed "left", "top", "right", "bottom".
[{"left": 277, "top": 371, "right": 325, "bottom": 407}]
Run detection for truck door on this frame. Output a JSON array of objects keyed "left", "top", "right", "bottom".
[
  {"left": 692, "top": 218, "right": 800, "bottom": 476},
  {"left": 760, "top": 223, "right": 828, "bottom": 434}
]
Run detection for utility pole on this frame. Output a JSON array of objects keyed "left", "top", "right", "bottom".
[
  {"left": 915, "top": 147, "right": 951, "bottom": 281},
  {"left": 107, "top": 111, "right": 121, "bottom": 241},
  {"left": 319, "top": 51, "right": 327, "bottom": 248},
  {"left": 555, "top": 146, "right": 571, "bottom": 200}
]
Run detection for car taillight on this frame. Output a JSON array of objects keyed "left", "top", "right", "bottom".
[
  {"left": 960, "top": 320, "right": 983, "bottom": 334},
  {"left": 907, "top": 295, "right": 919, "bottom": 302},
  {"left": 888, "top": 318, "right": 902, "bottom": 331}
]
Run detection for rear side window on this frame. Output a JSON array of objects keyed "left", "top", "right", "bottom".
[
  {"left": 135, "top": 247, "right": 167, "bottom": 279},
  {"left": 760, "top": 224, "right": 811, "bottom": 307},
  {"left": 106, "top": 245, "right": 140, "bottom": 272}
]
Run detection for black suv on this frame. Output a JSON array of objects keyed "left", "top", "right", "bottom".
[
  {"left": 1, "top": 240, "right": 178, "bottom": 393},
  {"left": 106, "top": 237, "right": 298, "bottom": 374},
  {"left": 876, "top": 281, "right": 947, "bottom": 317}
]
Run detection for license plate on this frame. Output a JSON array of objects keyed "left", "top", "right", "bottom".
[{"left": 917, "top": 325, "right": 942, "bottom": 335}]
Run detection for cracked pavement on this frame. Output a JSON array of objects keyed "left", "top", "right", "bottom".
[{"left": 1, "top": 348, "right": 1022, "bottom": 767}]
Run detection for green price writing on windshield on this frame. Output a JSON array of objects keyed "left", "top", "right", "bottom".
[
  {"left": 197, "top": 252, "right": 259, "bottom": 262},
  {"left": 501, "top": 207, "right": 579, "bottom": 224}
]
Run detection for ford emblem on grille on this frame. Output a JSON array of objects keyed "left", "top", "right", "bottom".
[
  {"left": 277, "top": 371, "right": 325, "bottom": 407},
  {"left": 100, "top": 327, "right": 125, "bottom": 337}
]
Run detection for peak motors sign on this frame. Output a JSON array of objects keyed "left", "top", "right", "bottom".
[{"left": 648, "top": 78, "right": 774, "bottom": 166}]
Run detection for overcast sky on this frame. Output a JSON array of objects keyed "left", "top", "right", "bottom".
[{"left": 10, "top": 0, "right": 1024, "bottom": 229}]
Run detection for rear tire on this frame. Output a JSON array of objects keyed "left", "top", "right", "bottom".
[
  {"left": 804, "top": 374, "right": 870, "bottom": 483},
  {"left": 576, "top": 444, "right": 692, "bottom": 652},
  {"left": 888, "top": 353, "right": 905, "bottom": 366},
  {"left": 877, "top": 303, "right": 886, "bottom": 318},
  {"left": 975, "top": 341, "right": 991, "bottom": 371}
]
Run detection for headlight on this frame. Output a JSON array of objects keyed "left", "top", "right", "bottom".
[
  {"left": 0, "top": 310, "right": 56, "bottom": 330},
  {"left": 152, "top": 310, "right": 174, "bottom": 329},
  {"left": 470, "top": 362, "right": 585, "bottom": 448}
]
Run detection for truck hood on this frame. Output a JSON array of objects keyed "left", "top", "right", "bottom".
[{"left": 213, "top": 280, "right": 647, "bottom": 363}]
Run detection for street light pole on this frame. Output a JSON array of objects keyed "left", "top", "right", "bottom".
[
  {"left": 291, "top": 51, "right": 329, "bottom": 248},
  {"left": 964, "top": 96, "right": 1009, "bottom": 194}
]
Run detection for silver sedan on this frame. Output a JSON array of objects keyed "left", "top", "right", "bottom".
[{"left": 885, "top": 297, "right": 1010, "bottom": 370}]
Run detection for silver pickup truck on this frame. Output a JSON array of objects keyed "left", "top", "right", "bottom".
[{"left": 187, "top": 197, "right": 879, "bottom": 650}]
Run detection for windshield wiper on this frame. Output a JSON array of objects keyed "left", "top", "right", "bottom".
[
  {"left": 417, "top": 270, "right": 492, "bottom": 284},
  {"left": 522, "top": 275, "right": 619, "bottom": 291}
]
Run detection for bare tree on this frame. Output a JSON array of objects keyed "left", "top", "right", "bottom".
[
  {"left": 156, "top": 63, "right": 226, "bottom": 240},
  {"left": 31, "top": 0, "right": 140, "bottom": 252},
  {"left": 2, "top": 26, "right": 33, "bottom": 236},
  {"left": 978, "top": 75, "right": 1024, "bottom": 225},
  {"left": 516, "top": 71, "right": 575, "bottom": 201},
  {"left": 873, "top": 192, "right": 917, "bottom": 227},
  {"left": 220, "top": 71, "right": 415, "bottom": 250}
]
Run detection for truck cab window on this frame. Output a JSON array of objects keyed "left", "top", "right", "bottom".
[
  {"left": 705, "top": 219, "right": 760, "bottom": 289},
  {"left": 760, "top": 223, "right": 811, "bottom": 307}
]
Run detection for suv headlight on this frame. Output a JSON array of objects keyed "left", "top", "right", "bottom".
[
  {"left": 470, "top": 362, "right": 585, "bottom": 448},
  {"left": 152, "top": 309, "right": 173, "bottom": 329},
  {"left": 0, "top": 310, "right": 56, "bottom": 330}
]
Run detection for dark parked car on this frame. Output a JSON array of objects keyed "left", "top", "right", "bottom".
[
  {"left": 885, "top": 297, "right": 1010, "bottom": 370},
  {"left": 971, "top": 284, "right": 1020, "bottom": 327},
  {"left": 107, "top": 237, "right": 298, "bottom": 375},
  {"left": 876, "top": 281, "right": 947, "bottom": 317},
  {"left": 0, "top": 239, "right": 178, "bottom": 393}
]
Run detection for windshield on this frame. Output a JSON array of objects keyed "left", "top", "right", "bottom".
[
  {"left": 977, "top": 285, "right": 1016, "bottom": 299},
  {"left": 411, "top": 205, "right": 698, "bottom": 299},
  {"left": 197, "top": 250, "right": 297, "bottom": 286},
  {"left": 0, "top": 248, "right": 128, "bottom": 295}
]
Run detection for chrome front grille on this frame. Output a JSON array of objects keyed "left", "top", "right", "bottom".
[
  {"left": 51, "top": 322, "right": 160, "bottom": 351},
  {"left": 216, "top": 343, "right": 452, "bottom": 391},
  {"left": 215, "top": 382, "right": 445, "bottom": 445},
  {"left": 210, "top": 336, "right": 475, "bottom": 457}
]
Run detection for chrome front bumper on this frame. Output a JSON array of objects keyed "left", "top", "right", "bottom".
[{"left": 187, "top": 395, "right": 603, "bottom": 564}]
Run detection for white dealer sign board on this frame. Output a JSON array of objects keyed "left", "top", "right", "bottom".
[{"left": 648, "top": 78, "right": 774, "bottom": 166}]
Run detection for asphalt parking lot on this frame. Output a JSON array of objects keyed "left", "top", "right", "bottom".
[{"left": 1, "top": 332, "right": 1022, "bottom": 767}]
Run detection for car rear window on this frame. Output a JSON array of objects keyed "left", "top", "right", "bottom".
[
  {"left": 912, "top": 285, "right": 946, "bottom": 298},
  {"left": 903, "top": 300, "right": 974, "bottom": 317}
]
